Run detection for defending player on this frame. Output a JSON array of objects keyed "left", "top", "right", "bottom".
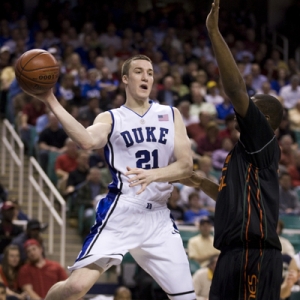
[
  {"left": 179, "top": 1, "right": 284, "bottom": 299},
  {"left": 28, "top": 55, "right": 196, "bottom": 300}
]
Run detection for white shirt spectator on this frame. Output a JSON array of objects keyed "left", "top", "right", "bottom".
[
  {"left": 279, "top": 84, "right": 300, "bottom": 109},
  {"left": 179, "top": 186, "right": 216, "bottom": 210}
]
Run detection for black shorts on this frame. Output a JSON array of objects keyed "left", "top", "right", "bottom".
[{"left": 209, "top": 247, "right": 282, "bottom": 300}]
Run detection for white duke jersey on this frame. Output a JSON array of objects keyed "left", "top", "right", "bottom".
[{"left": 104, "top": 101, "right": 175, "bottom": 205}]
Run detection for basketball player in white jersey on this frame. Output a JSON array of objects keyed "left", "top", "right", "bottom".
[{"left": 28, "top": 55, "right": 196, "bottom": 300}]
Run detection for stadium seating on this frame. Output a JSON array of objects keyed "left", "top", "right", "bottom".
[
  {"left": 290, "top": 291, "right": 300, "bottom": 300},
  {"left": 279, "top": 215, "right": 300, "bottom": 229}
]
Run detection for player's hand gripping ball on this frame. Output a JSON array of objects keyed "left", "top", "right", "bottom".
[{"left": 15, "top": 49, "right": 59, "bottom": 95}]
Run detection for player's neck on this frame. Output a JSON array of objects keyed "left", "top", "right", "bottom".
[{"left": 124, "top": 97, "right": 151, "bottom": 115}]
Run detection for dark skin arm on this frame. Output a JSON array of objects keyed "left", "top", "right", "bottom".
[
  {"left": 206, "top": 0, "right": 249, "bottom": 117},
  {"left": 177, "top": 172, "right": 219, "bottom": 201}
]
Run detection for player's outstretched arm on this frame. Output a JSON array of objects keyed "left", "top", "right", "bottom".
[
  {"left": 126, "top": 108, "right": 193, "bottom": 194},
  {"left": 177, "top": 172, "right": 219, "bottom": 201},
  {"left": 206, "top": 0, "right": 249, "bottom": 117},
  {"left": 31, "top": 89, "right": 111, "bottom": 150}
]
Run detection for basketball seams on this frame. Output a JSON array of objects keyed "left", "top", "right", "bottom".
[
  {"left": 20, "top": 51, "right": 46, "bottom": 69},
  {"left": 15, "top": 49, "right": 60, "bottom": 94}
]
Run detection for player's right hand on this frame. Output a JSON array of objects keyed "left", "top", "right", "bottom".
[{"left": 25, "top": 88, "right": 54, "bottom": 104}]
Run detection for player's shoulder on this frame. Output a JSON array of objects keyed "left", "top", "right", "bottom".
[{"left": 93, "top": 111, "right": 113, "bottom": 125}]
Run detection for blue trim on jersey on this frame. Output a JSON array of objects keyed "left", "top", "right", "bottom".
[
  {"left": 104, "top": 111, "right": 121, "bottom": 191},
  {"left": 122, "top": 100, "right": 153, "bottom": 118},
  {"left": 170, "top": 106, "right": 174, "bottom": 122},
  {"left": 108, "top": 110, "right": 115, "bottom": 134},
  {"left": 76, "top": 192, "right": 120, "bottom": 261}
]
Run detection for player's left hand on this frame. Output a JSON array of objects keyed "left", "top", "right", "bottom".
[
  {"left": 206, "top": 0, "right": 220, "bottom": 33},
  {"left": 125, "top": 166, "right": 155, "bottom": 195}
]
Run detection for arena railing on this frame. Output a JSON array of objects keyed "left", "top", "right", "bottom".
[
  {"left": 295, "top": 47, "right": 300, "bottom": 66},
  {"left": 28, "top": 156, "right": 66, "bottom": 267},
  {"left": 1, "top": 119, "right": 66, "bottom": 267},
  {"left": 1, "top": 119, "right": 24, "bottom": 203}
]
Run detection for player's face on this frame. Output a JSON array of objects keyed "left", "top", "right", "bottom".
[{"left": 123, "top": 60, "right": 154, "bottom": 101}]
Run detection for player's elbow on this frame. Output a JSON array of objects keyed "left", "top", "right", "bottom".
[{"left": 77, "top": 141, "right": 94, "bottom": 151}]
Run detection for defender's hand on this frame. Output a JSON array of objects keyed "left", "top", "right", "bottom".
[{"left": 206, "top": 0, "right": 220, "bottom": 33}]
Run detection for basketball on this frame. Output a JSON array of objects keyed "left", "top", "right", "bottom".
[{"left": 15, "top": 49, "right": 59, "bottom": 95}]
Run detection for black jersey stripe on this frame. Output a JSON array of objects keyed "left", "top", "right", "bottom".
[{"left": 167, "top": 290, "right": 195, "bottom": 296}]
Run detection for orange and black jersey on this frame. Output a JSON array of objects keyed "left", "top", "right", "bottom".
[{"left": 214, "top": 99, "right": 282, "bottom": 251}]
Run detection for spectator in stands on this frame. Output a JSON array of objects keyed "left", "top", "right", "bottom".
[
  {"left": 244, "top": 73, "right": 257, "bottom": 98},
  {"left": 270, "top": 67, "right": 289, "bottom": 95},
  {"left": 171, "top": 71, "right": 189, "bottom": 97},
  {"left": 212, "top": 137, "right": 233, "bottom": 171},
  {"left": 279, "top": 135, "right": 296, "bottom": 169},
  {"left": 205, "top": 81, "right": 224, "bottom": 105},
  {"left": 280, "top": 254, "right": 299, "bottom": 299},
  {"left": 196, "top": 121, "right": 222, "bottom": 157},
  {"left": 288, "top": 100, "right": 300, "bottom": 132},
  {"left": 98, "top": 67, "right": 119, "bottom": 96},
  {"left": 37, "top": 113, "right": 68, "bottom": 172},
  {"left": 186, "top": 111, "right": 214, "bottom": 143},
  {"left": 12, "top": 219, "right": 47, "bottom": 263},
  {"left": 0, "top": 201, "right": 23, "bottom": 255},
  {"left": 19, "top": 97, "right": 46, "bottom": 154},
  {"left": 177, "top": 101, "right": 198, "bottom": 127},
  {"left": 250, "top": 63, "right": 267, "bottom": 91},
  {"left": 64, "top": 151, "right": 90, "bottom": 196},
  {"left": 276, "top": 112, "right": 297, "bottom": 145},
  {"left": 184, "top": 193, "right": 209, "bottom": 225},
  {"left": 103, "top": 46, "right": 119, "bottom": 74},
  {"left": 183, "top": 82, "right": 216, "bottom": 117},
  {"left": 256, "top": 80, "right": 278, "bottom": 98},
  {"left": 157, "top": 76, "right": 180, "bottom": 106},
  {"left": 279, "top": 75, "right": 300, "bottom": 110},
  {"left": 277, "top": 220, "right": 295, "bottom": 257},
  {"left": 81, "top": 68, "right": 101, "bottom": 102},
  {"left": 58, "top": 73, "right": 75, "bottom": 102},
  {"left": 279, "top": 172, "right": 300, "bottom": 215},
  {"left": 288, "top": 150, "right": 300, "bottom": 188},
  {"left": 113, "top": 286, "right": 132, "bottom": 300},
  {"left": 78, "top": 97, "right": 101, "bottom": 126},
  {"left": 55, "top": 138, "right": 79, "bottom": 193},
  {"left": 17, "top": 239, "right": 67, "bottom": 300},
  {"left": 188, "top": 217, "right": 220, "bottom": 267},
  {"left": 99, "top": 23, "right": 121, "bottom": 50},
  {"left": 180, "top": 170, "right": 216, "bottom": 213},
  {"left": 182, "top": 61, "right": 198, "bottom": 87},
  {"left": 167, "top": 185, "right": 185, "bottom": 223},
  {"left": 192, "top": 254, "right": 219, "bottom": 300},
  {"left": 215, "top": 92, "right": 234, "bottom": 124},
  {"left": 0, "top": 245, "right": 27, "bottom": 299},
  {"left": 9, "top": 199, "right": 28, "bottom": 222},
  {"left": 89, "top": 148, "right": 106, "bottom": 169}
]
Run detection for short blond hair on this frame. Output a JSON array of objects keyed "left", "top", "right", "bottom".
[{"left": 121, "top": 55, "right": 152, "bottom": 76}]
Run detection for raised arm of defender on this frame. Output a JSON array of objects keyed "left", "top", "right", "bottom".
[
  {"left": 206, "top": 0, "right": 249, "bottom": 117},
  {"left": 32, "top": 89, "right": 111, "bottom": 150}
]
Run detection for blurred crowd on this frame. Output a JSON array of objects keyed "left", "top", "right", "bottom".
[{"left": 0, "top": 0, "right": 300, "bottom": 299}]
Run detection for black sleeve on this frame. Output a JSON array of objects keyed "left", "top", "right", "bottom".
[
  {"left": 236, "top": 99, "right": 275, "bottom": 151},
  {"left": 236, "top": 99, "right": 279, "bottom": 167},
  {"left": 38, "top": 129, "right": 48, "bottom": 144}
]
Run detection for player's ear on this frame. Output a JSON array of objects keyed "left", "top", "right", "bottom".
[{"left": 122, "top": 74, "right": 128, "bottom": 85}]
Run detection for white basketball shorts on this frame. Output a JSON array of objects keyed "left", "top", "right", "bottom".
[{"left": 69, "top": 192, "right": 196, "bottom": 300}]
